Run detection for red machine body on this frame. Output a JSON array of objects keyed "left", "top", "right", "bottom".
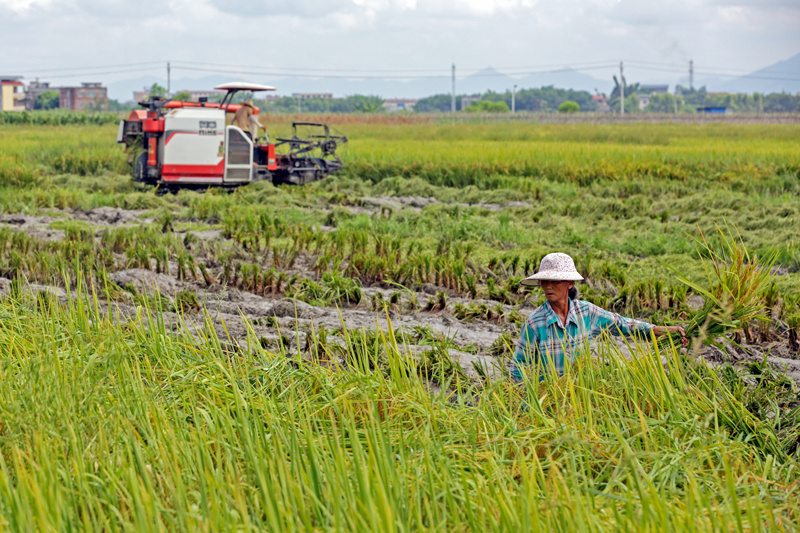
[{"left": 117, "top": 83, "right": 346, "bottom": 191}]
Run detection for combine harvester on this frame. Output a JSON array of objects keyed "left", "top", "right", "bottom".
[{"left": 117, "top": 82, "right": 347, "bottom": 192}]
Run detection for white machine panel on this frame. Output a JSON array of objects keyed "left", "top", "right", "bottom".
[{"left": 161, "top": 107, "right": 226, "bottom": 181}]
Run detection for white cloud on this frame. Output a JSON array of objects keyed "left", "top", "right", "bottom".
[
  {"left": 0, "top": 0, "right": 796, "bottom": 94},
  {"left": 0, "top": 0, "right": 51, "bottom": 13},
  {"left": 207, "top": 0, "right": 354, "bottom": 18}
]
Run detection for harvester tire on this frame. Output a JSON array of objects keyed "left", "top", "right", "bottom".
[{"left": 133, "top": 152, "right": 147, "bottom": 182}]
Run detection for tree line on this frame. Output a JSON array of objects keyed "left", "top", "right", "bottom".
[
  {"left": 29, "top": 81, "right": 800, "bottom": 114},
  {"left": 415, "top": 87, "right": 600, "bottom": 113}
]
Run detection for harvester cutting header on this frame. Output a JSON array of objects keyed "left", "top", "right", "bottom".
[{"left": 117, "top": 82, "right": 347, "bottom": 191}]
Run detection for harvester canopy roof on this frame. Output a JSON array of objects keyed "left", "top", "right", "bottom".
[{"left": 214, "top": 82, "right": 277, "bottom": 91}]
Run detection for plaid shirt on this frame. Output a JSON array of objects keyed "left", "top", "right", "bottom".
[{"left": 511, "top": 299, "right": 654, "bottom": 381}]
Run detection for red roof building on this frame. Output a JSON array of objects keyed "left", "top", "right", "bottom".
[{"left": 1, "top": 77, "right": 25, "bottom": 111}]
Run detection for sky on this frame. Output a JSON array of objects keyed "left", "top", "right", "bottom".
[{"left": 2, "top": 0, "right": 799, "bottom": 97}]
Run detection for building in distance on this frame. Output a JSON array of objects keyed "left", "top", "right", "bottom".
[
  {"left": 460, "top": 96, "right": 481, "bottom": 110},
  {"left": 592, "top": 94, "right": 610, "bottom": 112},
  {"left": 637, "top": 84, "right": 670, "bottom": 110},
  {"left": 639, "top": 84, "right": 670, "bottom": 95},
  {"left": 697, "top": 106, "right": 729, "bottom": 114},
  {"left": 292, "top": 92, "right": 333, "bottom": 100},
  {"left": 178, "top": 89, "right": 225, "bottom": 102},
  {"left": 0, "top": 76, "right": 26, "bottom": 111},
  {"left": 60, "top": 82, "right": 108, "bottom": 111},
  {"left": 23, "top": 80, "right": 53, "bottom": 110},
  {"left": 383, "top": 98, "right": 419, "bottom": 112},
  {"left": 636, "top": 84, "right": 669, "bottom": 110}
]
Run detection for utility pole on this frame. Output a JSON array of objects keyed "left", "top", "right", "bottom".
[
  {"left": 672, "top": 85, "right": 678, "bottom": 115},
  {"left": 451, "top": 63, "right": 456, "bottom": 113},
  {"left": 689, "top": 59, "right": 694, "bottom": 91},
  {"left": 619, "top": 61, "right": 624, "bottom": 115},
  {"left": 512, "top": 84, "right": 517, "bottom": 113},
  {"left": 167, "top": 61, "right": 171, "bottom": 97},
  {"left": 673, "top": 86, "right": 678, "bottom": 114}
]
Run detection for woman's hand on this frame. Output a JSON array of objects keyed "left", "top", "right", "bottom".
[{"left": 653, "top": 325, "right": 688, "bottom": 346}]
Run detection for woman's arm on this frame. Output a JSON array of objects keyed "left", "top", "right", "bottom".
[
  {"left": 652, "top": 325, "right": 687, "bottom": 343},
  {"left": 588, "top": 302, "right": 687, "bottom": 343}
]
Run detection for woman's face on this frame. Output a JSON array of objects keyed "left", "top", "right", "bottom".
[{"left": 540, "top": 280, "right": 574, "bottom": 304}]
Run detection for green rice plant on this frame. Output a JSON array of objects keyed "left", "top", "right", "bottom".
[
  {"left": 669, "top": 226, "right": 778, "bottom": 346},
  {"left": 47, "top": 148, "right": 125, "bottom": 175},
  {"left": 175, "top": 289, "right": 201, "bottom": 313},
  {"left": 464, "top": 273, "right": 478, "bottom": 299},
  {"left": 0, "top": 154, "right": 40, "bottom": 188},
  {"left": 0, "top": 281, "right": 798, "bottom": 529},
  {"left": 285, "top": 271, "right": 362, "bottom": 307},
  {"left": 787, "top": 312, "right": 800, "bottom": 352},
  {"left": 321, "top": 270, "right": 362, "bottom": 305},
  {"left": 760, "top": 282, "right": 780, "bottom": 340},
  {"left": 0, "top": 109, "right": 119, "bottom": 125},
  {"left": 488, "top": 331, "right": 515, "bottom": 362},
  {"left": 157, "top": 208, "right": 174, "bottom": 233},
  {"left": 370, "top": 292, "right": 385, "bottom": 311}
]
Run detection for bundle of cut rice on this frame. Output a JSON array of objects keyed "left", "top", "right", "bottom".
[{"left": 668, "top": 225, "right": 776, "bottom": 346}]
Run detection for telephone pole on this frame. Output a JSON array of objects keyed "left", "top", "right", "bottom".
[
  {"left": 167, "top": 61, "right": 171, "bottom": 97},
  {"left": 619, "top": 61, "right": 624, "bottom": 115},
  {"left": 689, "top": 59, "right": 694, "bottom": 91},
  {"left": 512, "top": 84, "right": 517, "bottom": 113},
  {"left": 451, "top": 63, "right": 456, "bottom": 113}
]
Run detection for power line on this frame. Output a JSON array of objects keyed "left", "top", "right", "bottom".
[
  {"left": 170, "top": 62, "right": 621, "bottom": 80},
  {"left": 173, "top": 58, "right": 618, "bottom": 75},
  {"left": 625, "top": 59, "right": 800, "bottom": 77},
  {"left": 13, "top": 58, "right": 800, "bottom": 85},
  {"left": 39, "top": 67, "right": 165, "bottom": 80},
  {"left": 172, "top": 65, "right": 449, "bottom": 80},
  {"left": 23, "top": 61, "right": 164, "bottom": 75},
  {"left": 174, "top": 59, "right": 450, "bottom": 74},
  {"left": 626, "top": 64, "right": 800, "bottom": 82}
]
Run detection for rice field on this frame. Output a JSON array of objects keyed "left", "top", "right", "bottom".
[{"left": 0, "top": 118, "right": 799, "bottom": 530}]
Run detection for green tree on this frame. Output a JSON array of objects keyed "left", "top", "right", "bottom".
[
  {"left": 34, "top": 90, "right": 59, "bottom": 110},
  {"left": 465, "top": 100, "right": 510, "bottom": 113},
  {"left": 415, "top": 94, "right": 459, "bottom": 112},
  {"left": 558, "top": 100, "right": 580, "bottom": 113},
  {"left": 107, "top": 99, "right": 134, "bottom": 112},
  {"left": 350, "top": 95, "right": 384, "bottom": 113},
  {"left": 148, "top": 83, "right": 167, "bottom": 98},
  {"left": 608, "top": 76, "right": 640, "bottom": 112},
  {"left": 172, "top": 91, "right": 192, "bottom": 102},
  {"left": 481, "top": 87, "right": 596, "bottom": 112},
  {"left": 644, "top": 93, "right": 693, "bottom": 113},
  {"left": 763, "top": 92, "right": 800, "bottom": 113}
]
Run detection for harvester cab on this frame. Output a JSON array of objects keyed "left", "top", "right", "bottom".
[{"left": 117, "top": 82, "right": 347, "bottom": 191}]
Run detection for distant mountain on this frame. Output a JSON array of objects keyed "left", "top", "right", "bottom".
[
  {"left": 718, "top": 52, "right": 800, "bottom": 94},
  {"left": 82, "top": 53, "right": 800, "bottom": 102},
  {"left": 455, "top": 66, "right": 609, "bottom": 96},
  {"left": 517, "top": 68, "right": 610, "bottom": 94},
  {"left": 106, "top": 66, "right": 611, "bottom": 102},
  {"left": 457, "top": 67, "right": 514, "bottom": 95}
]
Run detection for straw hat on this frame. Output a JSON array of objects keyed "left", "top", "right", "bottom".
[
  {"left": 520, "top": 253, "right": 584, "bottom": 286},
  {"left": 242, "top": 99, "right": 254, "bottom": 107}
]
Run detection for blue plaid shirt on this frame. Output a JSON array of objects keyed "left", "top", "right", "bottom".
[{"left": 512, "top": 299, "right": 654, "bottom": 381}]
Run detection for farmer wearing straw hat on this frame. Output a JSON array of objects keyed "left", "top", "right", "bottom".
[
  {"left": 512, "top": 252, "right": 686, "bottom": 382},
  {"left": 232, "top": 99, "right": 265, "bottom": 141}
]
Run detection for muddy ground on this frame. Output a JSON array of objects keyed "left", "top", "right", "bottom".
[{"left": 2, "top": 205, "right": 799, "bottom": 385}]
